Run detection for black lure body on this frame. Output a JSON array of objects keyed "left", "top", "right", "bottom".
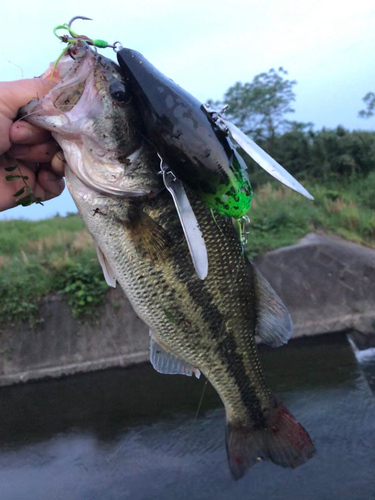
[{"left": 117, "top": 48, "right": 252, "bottom": 218}]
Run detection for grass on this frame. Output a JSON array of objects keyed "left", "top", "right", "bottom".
[
  {"left": 245, "top": 174, "right": 375, "bottom": 258},
  {"left": 0, "top": 214, "right": 107, "bottom": 325},
  {"left": 0, "top": 174, "right": 374, "bottom": 324}
]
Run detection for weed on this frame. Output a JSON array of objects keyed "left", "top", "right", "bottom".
[
  {"left": 56, "top": 262, "right": 109, "bottom": 322},
  {"left": 0, "top": 215, "right": 108, "bottom": 325},
  {"left": 0, "top": 348, "right": 13, "bottom": 361}
]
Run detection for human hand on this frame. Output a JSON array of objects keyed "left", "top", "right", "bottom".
[{"left": 0, "top": 78, "right": 65, "bottom": 211}]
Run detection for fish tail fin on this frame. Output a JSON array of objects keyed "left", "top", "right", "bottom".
[{"left": 226, "top": 404, "right": 315, "bottom": 480}]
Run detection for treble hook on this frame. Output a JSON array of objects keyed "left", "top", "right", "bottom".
[
  {"left": 53, "top": 17, "right": 123, "bottom": 53},
  {"left": 239, "top": 215, "right": 250, "bottom": 252},
  {"left": 66, "top": 17, "right": 122, "bottom": 51}
]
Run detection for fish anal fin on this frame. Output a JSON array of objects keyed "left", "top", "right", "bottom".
[
  {"left": 149, "top": 334, "right": 200, "bottom": 379},
  {"left": 252, "top": 264, "right": 293, "bottom": 347},
  {"left": 94, "top": 242, "right": 116, "bottom": 288},
  {"left": 226, "top": 404, "right": 315, "bottom": 480}
]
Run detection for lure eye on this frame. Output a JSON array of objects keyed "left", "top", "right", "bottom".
[{"left": 109, "top": 81, "right": 129, "bottom": 103}]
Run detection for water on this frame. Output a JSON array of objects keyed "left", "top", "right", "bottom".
[
  {"left": 355, "top": 346, "right": 375, "bottom": 394},
  {"left": 0, "top": 334, "right": 374, "bottom": 500}
]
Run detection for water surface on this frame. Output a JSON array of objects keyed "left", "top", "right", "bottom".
[{"left": 0, "top": 334, "right": 374, "bottom": 500}]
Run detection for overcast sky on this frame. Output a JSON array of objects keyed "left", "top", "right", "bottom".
[{"left": 1, "top": 0, "right": 375, "bottom": 220}]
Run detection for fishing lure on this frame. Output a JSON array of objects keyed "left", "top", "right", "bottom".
[
  {"left": 160, "top": 159, "right": 208, "bottom": 279},
  {"left": 52, "top": 17, "right": 122, "bottom": 80},
  {"left": 116, "top": 47, "right": 314, "bottom": 270},
  {"left": 116, "top": 48, "right": 254, "bottom": 219},
  {"left": 201, "top": 103, "right": 313, "bottom": 200},
  {"left": 53, "top": 16, "right": 122, "bottom": 51},
  {"left": 116, "top": 48, "right": 313, "bottom": 211}
]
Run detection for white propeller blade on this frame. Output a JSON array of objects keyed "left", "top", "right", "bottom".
[
  {"left": 161, "top": 161, "right": 208, "bottom": 280},
  {"left": 220, "top": 117, "right": 314, "bottom": 200}
]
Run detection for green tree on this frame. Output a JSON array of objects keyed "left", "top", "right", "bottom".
[
  {"left": 216, "top": 67, "right": 297, "bottom": 154},
  {"left": 358, "top": 92, "right": 375, "bottom": 119}
]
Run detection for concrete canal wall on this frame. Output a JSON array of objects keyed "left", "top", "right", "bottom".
[
  {"left": 0, "top": 233, "right": 374, "bottom": 386},
  {"left": 254, "top": 233, "right": 375, "bottom": 340}
]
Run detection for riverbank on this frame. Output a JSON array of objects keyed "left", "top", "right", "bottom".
[
  {"left": 0, "top": 232, "right": 374, "bottom": 386},
  {"left": 1, "top": 178, "right": 374, "bottom": 327}
]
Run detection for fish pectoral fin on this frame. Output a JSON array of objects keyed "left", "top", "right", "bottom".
[
  {"left": 94, "top": 241, "right": 117, "bottom": 288},
  {"left": 149, "top": 334, "right": 201, "bottom": 379},
  {"left": 252, "top": 264, "right": 293, "bottom": 347},
  {"left": 128, "top": 210, "right": 173, "bottom": 259}
]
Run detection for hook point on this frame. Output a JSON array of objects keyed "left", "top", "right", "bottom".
[{"left": 68, "top": 16, "right": 93, "bottom": 28}]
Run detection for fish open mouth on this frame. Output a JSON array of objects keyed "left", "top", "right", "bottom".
[
  {"left": 21, "top": 41, "right": 155, "bottom": 198},
  {"left": 22, "top": 42, "right": 95, "bottom": 125}
]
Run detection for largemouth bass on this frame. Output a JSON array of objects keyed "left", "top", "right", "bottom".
[{"left": 22, "top": 41, "right": 315, "bottom": 479}]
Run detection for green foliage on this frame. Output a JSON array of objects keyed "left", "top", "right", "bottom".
[
  {"left": 280, "top": 127, "right": 375, "bottom": 179},
  {"left": 56, "top": 262, "right": 109, "bottom": 321},
  {"left": 213, "top": 67, "right": 297, "bottom": 153},
  {"left": 4, "top": 163, "right": 44, "bottom": 207},
  {"left": 359, "top": 92, "right": 375, "bottom": 119},
  {"left": 0, "top": 255, "right": 54, "bottom": 326},
  {"left": 0, "top": 280, "right": 41, "bottom": 327},
  {"left": 213, "top": 71, "right": 375, "bottom": 183},
  {"left": 241, "top": 127, "right": 375, "bottom": 187},
  {"left": 0, "top": 215, "right": 85, "bottom": 255},
  {"left": 0, "top": 214, "right": 109, "bottom": 325},
  {"left": 246, "top": 177, "right": 375, "bottom": 258}
]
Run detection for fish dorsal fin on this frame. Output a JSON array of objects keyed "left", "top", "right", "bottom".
[
  {"left": 94, "top": 241, "right": 117, "bottom": 288},
  {"left": 252, "top": 265, "right": 293, "bottom": 347},
  {"left": 149, "top": 333, "right": 201, "bottom": 379}
]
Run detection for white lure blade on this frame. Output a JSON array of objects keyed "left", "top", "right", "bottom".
[
  {"left": 220, "top": 117, "right": 314, "bottom": 200},
  {"left": 161, "top": 161, "right": 208, "bottom": 280}
]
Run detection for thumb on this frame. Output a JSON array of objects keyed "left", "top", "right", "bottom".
[
  {"left": 0, "top": 78, "right": 52, "bottom": 120},
  {"left": 0, "top": 78, "right": 53, "bottom": 155}
]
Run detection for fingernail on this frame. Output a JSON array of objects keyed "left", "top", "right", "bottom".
[
  {"left": 48, "top": 172, "right": 61, "bottom": 182},
  {"left": 9, "top": 144, "right": 28, "bottom": 157}
]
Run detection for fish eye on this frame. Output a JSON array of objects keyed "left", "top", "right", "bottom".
[{"left": 109, "top": 81, "right": 129, "bottom": 103}]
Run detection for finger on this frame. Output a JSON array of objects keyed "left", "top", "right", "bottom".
[
  {"left": 9, "top": 140, "right": 61, "bottom": 163},
  {"left": 10, "top": 121, "right": 52, "bottom": 145},
  {"left": 51, "top": 151, "right": 66, "bottom": 177},
  {"left": 0, "top": 79, "right": 53, "bottom": 120},
  {"left": 0, "top": 116, "right": 12, "bottom": 155},
  {"left": 36, "top": 167, "right": 65, "bottom": 198},
  {"left": 0, "top": 159, "right": 37, "bottom": 211}
]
